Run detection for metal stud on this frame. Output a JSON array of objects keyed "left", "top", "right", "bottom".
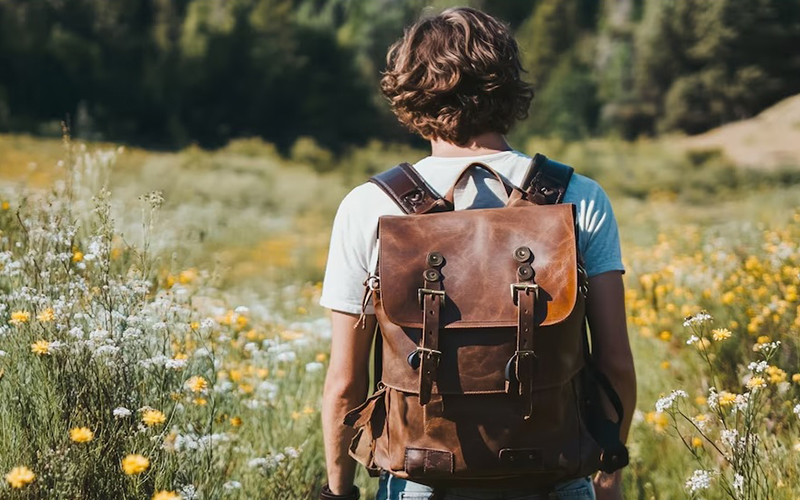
[
  {"left": 426, "top": 251, "right": 444, "bottom": 267},
  {"left": 423, "top": 268, "right": 441, "bottom": 282},
  {"left": 517, "top": 264, "right": 534, "bottom": 280},
  {"left": 514, "top": 246, "right": 532, "bottom": 263}
]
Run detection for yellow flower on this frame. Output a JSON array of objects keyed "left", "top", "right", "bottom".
[
  {"left": 10, "top": 310, "right": 31, "bottom": 325},
  {"left": 5, "top": 466, "right": 35, "bottom": 488},
  {"left": 658, "top": 331, "right": 672, "bottom": 342},
  {"left": 302, "top": 406, "right": 315, "bottom": 415},
  {"left": 718, "top": 391, "right": 737, "bottom": 407},
  {"left": 230, "top": 416, "right": 243, "bottom": 427},
  {"left": 69, "top": 427, "right": 94, "bottom": 443},
  {"left": 185, "top": 376, "right": 208, "bottom": 393},
  {"left": 691, "top": 437, "right": 703, "bottom": 448},
  {"left": 660, "top": 361, "right": 671, "bottom": 370},
  {"left": 72, "top": 251, "right": 84, "bottom": 263},
  {"left": 189, "top": 321, "right": 200, "bottom": 331},
  {"left": 193, "top": 397, "right": 207, "bottom": 406},
  {"left": 142, "top": 409, "right": 167, "bottom": 427},
  {"left": 766, "top": 366, "right": 787, "bottom": 384},
  {"left": 121, "top": 454, "right": 149, "bottom": 475},
  {"left": 711, "top": 328, "right": 732, "bottom": 341},
  {"left": 792, "top": 373, "right": 800, "bottom": 384},
  {"left": 757, "top": 335, "right": 771, "bottom": 345},
  {"left": 315, "top": 352, "right": 327, "bottom": 363},
  {"left": 694, "top": 396, "right": 706, "bottom": 406},
  {"left": 36, "top": 308, "right": 55, "bottom": 322},
  {"left": 1, "top": 201, "right": 9, "bottom": 211},
  {"left": 31, "top": 340, "right": 51, "bottom": 356},
  {"left": 747, "top": 376, "right": 766, "bottom": 389},
  {"left": 297, "top": 306, "right": 308, "bottom": 315},
  {"left": 291, "top": 411, "right": 301, "bottom": 420},
  {"left": 152, "top": 491, "right": 182, "bottom": 500}
]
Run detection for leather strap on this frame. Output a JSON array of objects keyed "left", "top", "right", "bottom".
[
  {"left": 418, "top": 276, "right": 444, "bottom": 406},
  {"left": 510, "top": 278, "right": 537, "bottom": 420},
  {"left": 370, "top": 163, "right": 451, "bottom": 214},
  {"left": 520, "top": 153, "right": 574, "bottom": 205}
]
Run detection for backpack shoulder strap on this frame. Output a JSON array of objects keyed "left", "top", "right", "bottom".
[
  {"left": 520, "top": 153, "right": 574, "bottom": 205},
  {"left": 369, "top": 163, "right": 450, "bottom": 214}
]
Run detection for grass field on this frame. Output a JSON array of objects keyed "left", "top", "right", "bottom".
[{"left": 0, "top": 127, "right": 799, "bottom": 499}]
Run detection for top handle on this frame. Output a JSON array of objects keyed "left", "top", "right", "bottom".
[{"left": 442, "top": 162, "right": 515, "bottom": 205}]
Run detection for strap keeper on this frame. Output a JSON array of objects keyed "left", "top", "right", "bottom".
[
  {"left": 418, "top": 288, "right": 446, "bottom": 309},
  {"left": 510, "top": 283, "right": 538, "bottom": 305}
]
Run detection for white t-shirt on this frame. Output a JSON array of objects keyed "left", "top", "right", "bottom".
[{"left": 320, "top": 150, "right": 625, "bottom": 314}]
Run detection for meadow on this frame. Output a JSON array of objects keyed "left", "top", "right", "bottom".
[{"left": 0, "top": 128, "right": 798, "bottom": 499}]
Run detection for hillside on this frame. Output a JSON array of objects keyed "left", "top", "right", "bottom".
[{"left": 682, "top": 93, "right": 800, "bottom": 169}]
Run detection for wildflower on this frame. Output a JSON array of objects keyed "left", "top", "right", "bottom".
[
  {"left": 36, "top": 308, "right": 55, "bottom": 322},
  {"left": 113, "top": 407, "right": 132, "bottom": 418},
  {"left": 72, "top": 251, "right": 83, "bottom": 262},
  {"left": 192, "top": 397, "right": 207, "bottom": 406},
  {"left": 658, "top": 330, "right": 672, "bottom": 342},
  {"left": 794, "top": 404, "right": 800, "bottom": 418},
  {"left": 152, "top": 491, "right": 181, "bottom": 500},
  {"left": 659, "top": 361, "right": 670, "bottom": 370},
  {"left": 5, "top": 466, "right": 35, "bottom": 488},
  {"left": 718, "top": 391, "right": 737, "bottom": 407},
  {"left": 685, "top": 469, "right": 713, "bottom": 492},
  {"left": 757, "top": 335, "right": 771, "bottom": 344},
  {"left": 230, "top": 416, "right": 243, "bottom": 427},
  {"left": 748, "top": 361, "right": 768, "bottom": 373},
  {"left": 10, "top": 310, "right": 30, "bottom": 326},
  {"left": 142, "top": 409, "right": 167, "bottom": 427},
  {"left": 793, "top": 373, "right": 800, "bottom": 384},
  {"left": 733, "top": 474, "right": 744, "bottom": 495},
  {"left": 121, "top": 454, "right": 149, "bottom": 475},
  {"left": 305, "top": 361, "right": 324, "bottom": 373},
  {"left": 685, "top": 335, "right": 699, "bottom": 346},
  {"left": 315, "top": 352, "right": 327, "bottom": 362},
  {"left": 683, "top": 311, "right": 713, "bottom": 328},
  {"left": 655, "top": 390, "right": 687, "bottom": 413},
  {"left": 746, "top": 376, "right": 766, "bottom": 390},
  {"left": 185, "top": 376, "right": 208, "bottom": 393},
  {"left": 0, "top": 201, "right": 9, "bottom": 210},
  {"left": 692, "top": 414, "right": 708, "bottom": 431},
  {"left": 766, "top": 365, "right": 787, "bottom": 384},
  {"left": 69, "top": 427, "right": 94, "bottom": 443},
  {"left": 223, "top": 481, "right": 242, "bottom": 491},
  {"left": 31, "top": 340, "right": 51, "bottom": 355},
  {"left": 711, "top": 328, "right": 731, "bottom": 341},
  {"left": 691, "top": 437, "right": 703, "bottom": 448}
]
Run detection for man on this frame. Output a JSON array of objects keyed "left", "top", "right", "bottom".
[{"left": 319, "top": 7, "right": 636, "bottom": 500}]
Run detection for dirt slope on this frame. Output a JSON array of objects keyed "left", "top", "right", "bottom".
[{"left": 681, "top": 93, "right": 800, "bottom": 168}]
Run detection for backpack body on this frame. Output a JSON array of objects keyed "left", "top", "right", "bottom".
[{"left": 344, "top": 155, "right": 627, "bottom": 489}]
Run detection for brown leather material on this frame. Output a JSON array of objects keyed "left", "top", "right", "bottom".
[
  {"left": 418, "top": 276, "right": 444, "bottom": 406},
  {"left": 344, "top": 156, "right": 624, "bottom": 488},
  {"left": 378, "top": 204, "right": 578, "bottom": 329},
  {"left": 370, "top": 163, "right": 452, "bottom": 214}
]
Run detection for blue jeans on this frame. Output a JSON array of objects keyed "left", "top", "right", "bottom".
[{"left": 375, "top": 473, "right": 596, "bottom": 500}]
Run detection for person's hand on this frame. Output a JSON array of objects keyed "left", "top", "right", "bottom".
[{"left": 594, "top": 471, "right": 623, "bottom": 500}]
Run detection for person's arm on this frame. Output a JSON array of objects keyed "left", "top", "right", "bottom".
[
  {"left": 585, "top": 270, "right": 637, "bottom": 500},
  {"left": 321, "top": 311, "right": 377, "bottom": 496}
]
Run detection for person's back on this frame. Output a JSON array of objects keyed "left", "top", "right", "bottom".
[{"left": 319, "top": 7, "right": 636, "bottom": 500}]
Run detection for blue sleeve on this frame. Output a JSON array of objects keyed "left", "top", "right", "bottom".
[{"left": 572, "top": 179, "right": 625, "bottom": 278}]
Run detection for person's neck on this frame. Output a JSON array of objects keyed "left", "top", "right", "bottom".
[{"left": 430, "top": 133, "right": 512, "bottom": 157}]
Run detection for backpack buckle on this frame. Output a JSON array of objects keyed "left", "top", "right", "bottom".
[
  {"left": 418, "top": 288, "right": 446, "bottom": 309},
  {"left": 510, "top": 283, "right": 539, "bottom": 306}
]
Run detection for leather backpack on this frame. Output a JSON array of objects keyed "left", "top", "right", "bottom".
[{"left": 344, "top": 154, "right": 628, "bottom": 490}]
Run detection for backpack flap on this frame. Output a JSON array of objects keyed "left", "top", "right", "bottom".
[
  {"left": 375, "top": 203, "right": 585, "bottom": 396},
  {"left": 378, "top": 203, "right": 579, "bottom": 329}
]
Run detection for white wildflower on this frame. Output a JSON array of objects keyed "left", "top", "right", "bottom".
[
  {"left": 707, "top": 387, "right": 719, "bottom": 411},
  {"left": 305, "top": 362, "right": 324, "bottom": 373},
  {"left": 685, "top": 335, "right": 700, "bottom": 345},
  {"left": 733, "top": 474, "right": 744, "bottom": 495},
  {"left": 165, "top": 358, "right": 188, "bottom": 370},
  {"left": 655, "top": 390, "right": 687, "bottom": 413},
  {"left": 234, "top": 306, "right": 249, "bottom": 314},
  {"left": 223, "top": 481, "right": 242, "bottom": 491},
  {"left": 275, "top": 351, "right": 297, "bottom": 363},
  {"left": 685, "top": 469, "right": 713, "bottom": 492},
  {"left": 748, "top": 361, "right": 768, "bottom": 373},
  {"left": 793, "top": 403, "right": 800, "bottom": 418},
  {"left": 683, "top": 312, "right": 713, "bottom": 328},
  {"left": 113, "top": 407, "right": 132, "bottom": 418}
]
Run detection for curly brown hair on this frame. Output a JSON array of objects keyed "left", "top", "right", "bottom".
[{"left": 380, "top": 7, "right": 533, "bottom": 145}]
